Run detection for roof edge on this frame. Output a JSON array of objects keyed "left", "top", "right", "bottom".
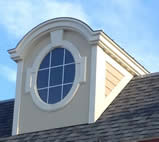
[
  {"left": 100, "top": 31, "right": 149, "bottom": 74},
  {"left": 90, "top": 31, "right": 149, "bottom": 75},
  {"left": 0, "top": 98, "right": 14, "bottom": 104},
  {"left": 8, "top": 17, "right": 149, "bottom": 75},
  {"left": 8, "top": 17, "right": 100, "bottom": 62}
]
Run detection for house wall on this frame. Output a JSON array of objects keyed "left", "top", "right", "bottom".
[{"left": 18, "top": 30, "right": 92, "bottom": 134}]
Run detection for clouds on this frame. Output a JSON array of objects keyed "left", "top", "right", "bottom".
[
  {"left": 0, "top": 0, "right": 159, "bottom": 73},
  {"left": 0, "top": 0, "right": 88, "bottom": 38},
  {"left": 0, "top": 65, "right": 16, "bottom": 83},
  {"left": 0, "top": 0, "right": 159, "bottom": 101},
  {"left": 88, "top": 0, "right": 159, "bottom": 72},
  {"left": 0, "top": 0, "right": 89, "bottom": 100}
]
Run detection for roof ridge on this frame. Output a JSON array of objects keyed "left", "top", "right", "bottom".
[{"left": 0, "top": 98, "right": 14, "bottom": 104}]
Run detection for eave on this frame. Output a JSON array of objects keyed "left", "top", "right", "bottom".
[{"left": 89, "top": 31, "right": 149, "bottom": 76}]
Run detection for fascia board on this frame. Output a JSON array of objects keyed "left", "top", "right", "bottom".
[
  {"left": 90, "top": 32, "right": 149, "bottom": 76},
  {"left": 100, "top": 32, "right": 149, "bottom": 74}
]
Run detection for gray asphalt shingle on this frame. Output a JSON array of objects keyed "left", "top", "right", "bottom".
[
  {"left": 1, "top": 73, "right": 159, "bottom": 142},
  {"left": 0, "top": 99, "right": 14, "bottom": 138}
]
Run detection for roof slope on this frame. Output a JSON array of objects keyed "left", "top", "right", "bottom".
[
  {"left": 1, "top": 73, "right": 159, "bottom": 142},
  {"left": 0, "top": 99, "right": 14, "bottom": 138}
]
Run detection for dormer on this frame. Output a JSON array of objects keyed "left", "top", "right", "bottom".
[{"left": 8, "top": 17, "right": 149, "bottom": 135}]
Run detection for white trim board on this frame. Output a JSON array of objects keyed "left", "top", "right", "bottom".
[
  {"left": 12, "top": 61, "right": 24, "bottom": 135},
  {"left": 89, "top": 47, "right": 133, "bottom": 123}
]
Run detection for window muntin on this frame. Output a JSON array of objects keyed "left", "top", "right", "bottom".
[{"left": 37, "top": 48, "right": 75, "bottom": 104}]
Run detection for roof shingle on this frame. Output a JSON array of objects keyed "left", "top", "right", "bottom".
[
  {"left": 0, "top": 99, "right": 14, "bottom": 138},
  {"left": 1, "top": 73, "right": 159, "bottom": 142}
]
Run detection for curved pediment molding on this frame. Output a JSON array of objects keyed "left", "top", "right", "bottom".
[{"left": 8, "top": 17, "right": 101, "bottom": 62}]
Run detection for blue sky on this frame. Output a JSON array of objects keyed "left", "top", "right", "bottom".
[{"left": 0, "top": 0, "right": 159, "bottom": 100}]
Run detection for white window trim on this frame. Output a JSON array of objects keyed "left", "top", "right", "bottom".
[{"left": 26, "top": 40, "right": 87, "bottom": 111}]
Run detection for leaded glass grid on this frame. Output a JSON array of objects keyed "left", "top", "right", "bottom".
[{"left": 37, "top": 48, "right": 75, "bottom": 104}]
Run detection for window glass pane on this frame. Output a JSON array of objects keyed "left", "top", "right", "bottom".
[
  {"left": 64, "top": 64, "right": 75, "bottom": 84},
  {"left": 48, "top": 86, "right": 62, "bottom": 104},
  {"left": 51, "top": 48, "right": 64, "bottom": 66},
  {"left": 37, "top": 48, "right": 76, "bottom": 104},
  {"left": 38, "top": 89, "right": 48, "bottom": 103},
  {"left": 39, "top": 53, "right": 50, "bottom": 69},
  {"left": 50, "top": 67, "right": 63, "bottom": 86},
  {"left": 37, "top": 69, "right": 49, "bottom": 89},
  {"left": 65, "top": 49, "right": 74, "bottom": 64},
  {"left": 63, "top": 84, "right": 72, "bottom": 98}
]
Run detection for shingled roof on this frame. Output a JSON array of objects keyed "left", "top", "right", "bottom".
[
  {"left": 1, "top": 73, "right": 159, "bottom": 142},
  {"left": 0, "top": 99, "right": 14, "bottom": 138}
]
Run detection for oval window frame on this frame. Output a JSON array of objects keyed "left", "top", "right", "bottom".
[{"left": 29, "top": 40, "right": 86, "bottom": 111}]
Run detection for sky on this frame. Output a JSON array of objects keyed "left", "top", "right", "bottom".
[{"left": 0, "top": 0, "right": 159, "bottom": 100}]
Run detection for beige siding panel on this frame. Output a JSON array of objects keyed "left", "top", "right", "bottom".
[
  {"left": 106, "top": 71, "right": 120, "bottom": 85},
  {"left": 105, "top": 87, "right": 112, "bottom": 96},
  {"left": 105, "top": 62, "right": 124, "bottom": 96},
  {"left": 105, "top": 79, "right": 115, "bottom": 91},
  {"left": 106, "top": 62, "right": 124, "bottom": 80}
]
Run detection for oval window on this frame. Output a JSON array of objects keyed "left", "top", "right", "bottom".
[{"left": 37, "top": 48, "right": 75, "bottom": 104}]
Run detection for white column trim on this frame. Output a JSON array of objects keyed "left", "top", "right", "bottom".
[
  {"left": 12, "top": 61, "right": 24, "bottom": 135},
  {"left": 88, "top": 46, "right": 97, "bottom": 123}
]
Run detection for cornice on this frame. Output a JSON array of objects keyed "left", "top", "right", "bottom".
[
  {"left": 8, "top": 17, "right": 149, "bottom": 75},
  {"left": 90, "top": 32, "right": 149, "bottom": 76}
]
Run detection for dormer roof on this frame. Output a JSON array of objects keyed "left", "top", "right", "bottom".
[{"left": 8, "top": 17, "right": 149, "bottom": 75}]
